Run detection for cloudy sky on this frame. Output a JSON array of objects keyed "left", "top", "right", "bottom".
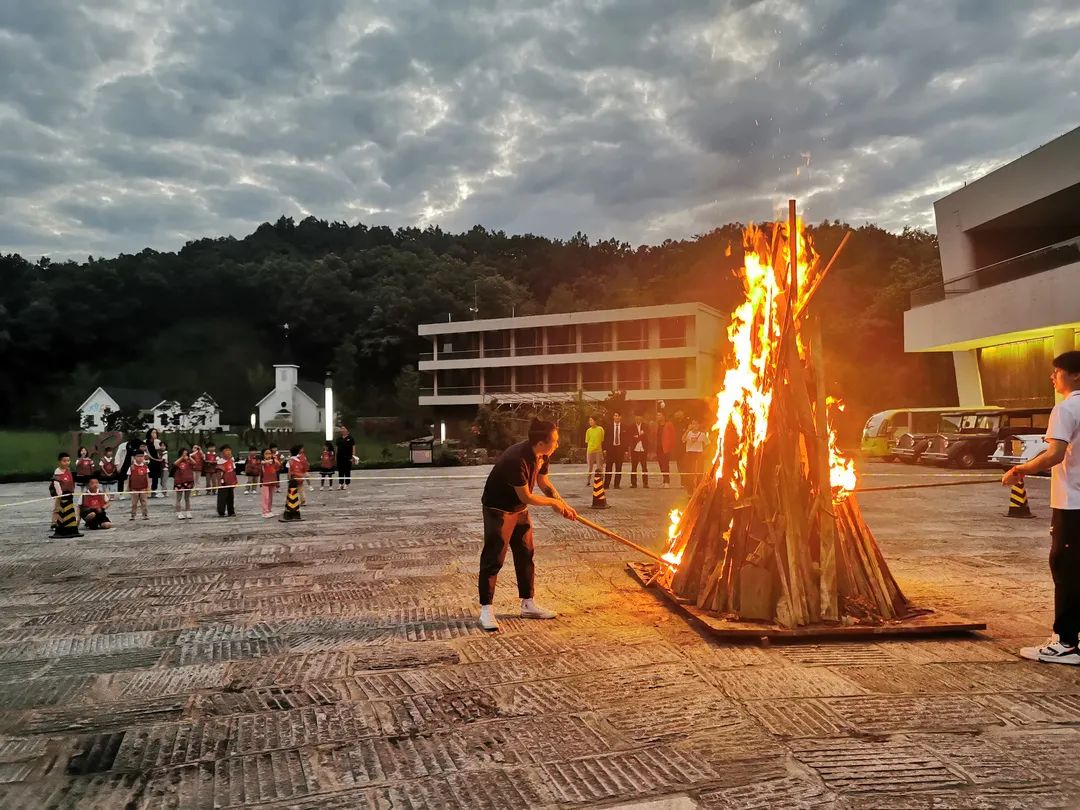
[{"left": 2, "top": 0, "right": 1078, "bottom": 260}]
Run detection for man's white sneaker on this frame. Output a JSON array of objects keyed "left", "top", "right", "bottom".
[
  {"left": 1036, "top": 640, "right": 1080, "bottom": 665},
  {"left": 479, "top": 606, "right": 500, "bottom": 632},
  {"left": 520, "top": 599, "right": 557, "bottom": 620}
]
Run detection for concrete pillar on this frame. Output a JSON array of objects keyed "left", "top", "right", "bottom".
[
  {"left": 479, "top": 368, "right": 485, "bottom": 395},
  {"left": 647, "top": 318, "right": 660, "bottom": 349},
  {"left": 953, "top": 350, "right": 984, "bottom": 405},
  {"left": 510, "top": 367, "right": 517, "bottom": 393},
  {"left": 478, "top": 332, "right": 485, "bottom": 359},
  {"left": 510, "top": 330, "right": 516, "bottom": 357},
  {"left": 432, "top": 371, "right": 438, "bottom": 396},
  {"left": 648, "top": 359, "right": 661, "bottom": 391},
  {"left": 576, "top": 362, "right": 583, "bottom": 392},
  {"left": 575, "top": 325, "right": 583, "bottom": 352},
  {"left": 541, "top": 327, "right": 548, "bottom": 355},
  {"left": 542, "top": 365, "right": 549, "bottom": 392},
  {"left": 1053, "top": 328, "right": 1077, "bottom": 403},
  {"left": 431, "top": 338, "right": 437, "bottom": 361}
]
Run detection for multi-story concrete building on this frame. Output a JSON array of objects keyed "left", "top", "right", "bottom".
[
  {"left": 417, "top": 302, "right": 725, "bottom": 431},
  {"left": 904, "top": 126, "right": 1080, "bottom": 407}
]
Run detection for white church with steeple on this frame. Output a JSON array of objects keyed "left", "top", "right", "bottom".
[{"left": 255, "top": 324, "right": 327, "bottom": 432}]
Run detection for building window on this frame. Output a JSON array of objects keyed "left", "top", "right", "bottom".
[
  {"left": 548, "top": 364, "right": 576, "bottom": 393},
  {"left": 485, "top": 330, "right": 512, "bottom": 358},
  {"left": 84, "top": 415, "right": 96, "bottom": 427},
  {"left": 580, "top": 323, "right": 609, "bottom": 352},
  {"left": 516, "top": 366, "right": 543, "bottom": 393},
  {"left": 485, "top": 367, "right": 512, "bottom": 394},
  {"left": 439, "top": 369, "right": 480, "bottom": 395},
  {"left": 515, "top": 327, "right": 542, "bottom": 356},
  {"left": 616, "top": 320, "right": 647, "bottom": 350},
  {"left": 659, "top": 358, "right": 686, "bottom": 389},
  {"left": 581, "top": 363, "right": 613, "bottom": 391},
  {"left": 617, "top": 360, "right": 647, "bottom": 390},
  {"left": 440, "top": 333, "right": 480, "bottom": 359},
  {"left": 659, "top": 317, "right": 687, "bottom": 348},
  {"left": 546, "top": 325, "right": 575, "bottom": 354}
]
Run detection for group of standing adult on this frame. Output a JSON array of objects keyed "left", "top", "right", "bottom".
[{"left": 584, "top": 410, "right": 708, "bottom": 492}]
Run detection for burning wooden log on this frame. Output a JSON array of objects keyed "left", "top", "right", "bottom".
[{"left": 658, "top": 204, "right": 917, "bottom": 629}]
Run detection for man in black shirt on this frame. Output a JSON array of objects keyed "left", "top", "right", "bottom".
[
  {"left": 335, "top": 425, "right": 357, "bottom": 491},
  {"left": 478, "top": 419, "right": 577, "bottom": 631}
]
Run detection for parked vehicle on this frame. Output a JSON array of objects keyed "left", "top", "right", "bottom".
[
  {"left": 991, "top": 433, "right": 1050, "bottom": 473},
  {"left": 920, "top": 407, "right": 1052, "bottom": 469},
  {"left": 861, "top": 407, "right": 1001, "bottom": 461}
]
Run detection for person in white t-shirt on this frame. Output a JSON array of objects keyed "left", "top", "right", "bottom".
[{"left": 1004, "top": 350, "right": 1080, "bottom": 665}]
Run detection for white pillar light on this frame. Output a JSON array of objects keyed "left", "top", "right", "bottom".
[
  {"left": 324, "top": 373, "right": 334, "bottom": 441},
  {"left": 250, "top": 412, "right": 256, "bottom": 429},
  {"left": 440, "top": 420, "right": 447, "bottom": 443}
]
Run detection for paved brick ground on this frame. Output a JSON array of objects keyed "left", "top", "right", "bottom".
[{"left": 0, "top": 463, "right": 1074, "bottom": 808}]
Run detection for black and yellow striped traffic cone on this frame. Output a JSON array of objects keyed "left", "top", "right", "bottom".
[
  {"left": 591, "top": 471, "right": 609, "bottom": 509},
  {"left": 1007, "top": 480, "right": 1035, "bottom": 519},
  {"left": 51, "top": 494, "right": 84, "bottom": 538},
  {"left": 279, "top": 479, "right": 303, "bottom": 522}
]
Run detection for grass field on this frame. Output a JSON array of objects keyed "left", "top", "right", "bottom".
[
  {"left": 0, "top": 431, "right": 73, "bottom": 480},
  {"left": 0, "top": 430, "right": 410, "bottom": 480}
]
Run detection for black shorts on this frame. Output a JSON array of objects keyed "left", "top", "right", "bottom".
[
  {"left": 74, "top": 474, "right": 91, "bottom": 487},
  {"left": 320, "top": 469, "right": 334, "bottom": 477}
]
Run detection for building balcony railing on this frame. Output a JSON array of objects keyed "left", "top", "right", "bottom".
[
  {"left": 659, "top": 377, "right": 688, "bottom": 389},
  {"left": 910, "top": 234, "right": 1080, "bottom": 308}
]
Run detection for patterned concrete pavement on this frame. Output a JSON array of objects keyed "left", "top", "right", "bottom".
[{"left": 0, "top": 463, "right": 1075, "bottom": 809}]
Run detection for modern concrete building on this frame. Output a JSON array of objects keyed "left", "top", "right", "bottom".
[
  {"left": 904, "top": 126, "right": 1080, "bottom": 407},
  {"left": 417, "top": 302, "right": 726, "bottom": 429}
]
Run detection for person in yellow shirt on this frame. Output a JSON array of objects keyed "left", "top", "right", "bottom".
[{"left": 585, "top": 415, "right": 605, "bottom": 487}]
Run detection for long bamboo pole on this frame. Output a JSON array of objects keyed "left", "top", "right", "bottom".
[{"left": 574, "top": 514, "right": 669, "bottom": 565}]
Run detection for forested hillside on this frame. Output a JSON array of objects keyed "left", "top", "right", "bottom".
[{"left": 0, "top": 216, "right": 955, "bottom": 435}]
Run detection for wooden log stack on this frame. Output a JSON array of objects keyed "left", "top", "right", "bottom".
[{"left": 664, "top": 206, "right": 913, "bottom": 628}]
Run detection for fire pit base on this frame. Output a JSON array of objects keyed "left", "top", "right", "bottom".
[{"left": 626, "top": 563, "right": 985, "bottom": 642}]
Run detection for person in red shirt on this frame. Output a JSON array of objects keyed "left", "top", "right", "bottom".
[
  {"left": 190, "top": 445, "right": 204, "bottom": 495},
  {"left": 50, "top": 451, "right": 74, "bottom": 529},
  {"left": 260, "top": 448, "right": 280, "bottom": 518},
  {"left": 204, "top": 443, "right": 219, "bottom": 496},
  {"left": 216, "top": 445, "right": 238, "bottom": 517},
  {"left": 73, "top": 447, "right": 94, "bottom": 492},
  {"left": 79, "top": 477, "right": 113, "bottom": 530},
  {"left": 98, "top": 448, "right": 118, "bottom": 494},
  {"left": 245, "top": 447, "right": 260, "bottom": 494},
  {"left": 172, "top": 447, "right": 196, "bottom": 520},
  {"left": 319, "top": 441, "right": 335, "bottom": 491},
  {"left": 128, "top": 451, "right": 151, "bottom": 521}
]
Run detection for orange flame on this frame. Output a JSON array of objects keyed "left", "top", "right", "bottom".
[
  {"left": 826, "top": 396, "right": 857, "bottom": 499},
  {"left": 661, "top": 508, "right": 682, "bottom": 566},
  {"left": 661, "top": 219, "right": 857, "bottom": 566}
]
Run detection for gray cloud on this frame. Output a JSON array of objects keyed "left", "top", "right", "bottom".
[{"left": 0, "top": 0, "right": 1078, "bottom": 260}]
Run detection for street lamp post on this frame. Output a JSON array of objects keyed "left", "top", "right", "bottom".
[{"left": 324, "top": 373, "right": 334, "bottom": 441}]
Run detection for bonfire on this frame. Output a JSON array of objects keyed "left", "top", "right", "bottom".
[{"left": 655, "top": 202, "right": 918, "bottom": 628}]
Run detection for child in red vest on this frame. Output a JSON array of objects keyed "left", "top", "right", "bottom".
[
  {"left": 73, "top": 447, "right": 94, "bottom": 492},
  {"left": 245, "top": 446, "right": 260, "bottom": 494},
  {"left": 190, "top": 445, "right": 204, "bottom": 495},
  {"left": 172, "top": 447, "right": 196, "bottom": 520},
  {"left": 319, "top": 441, "right": 335, "bottom": 491},
  {"left": 204, "top": 443, "right": 219, "bottom": 495},
  {"left": 50, "top": 451, "right": 74, "bottom": 528},
  {"left": 216, "top": 445, "right": 238, "bottom": 517},
  {"left": 295, "top": 445, "right": 310, "bottom": 505},
  {"left": 260, "top": 448, "right": 280, "bottom": 518},
  {"left": 128, "top": 451, "right": 150, "bottom": 521},
  {"left": 98, "top": 447, "right": 118, "bottom": 494},
  {"left": 80, "top": 477, "right": 113, "bottom": 530}
]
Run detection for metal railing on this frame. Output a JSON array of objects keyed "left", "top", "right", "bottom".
[{"left": 910, "top": 234, "right": 1080, "bottom": 308}]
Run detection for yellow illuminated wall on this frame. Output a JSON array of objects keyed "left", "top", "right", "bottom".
[{"left": 979, "top": 337, "right": 1055, "bottom": 407}]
